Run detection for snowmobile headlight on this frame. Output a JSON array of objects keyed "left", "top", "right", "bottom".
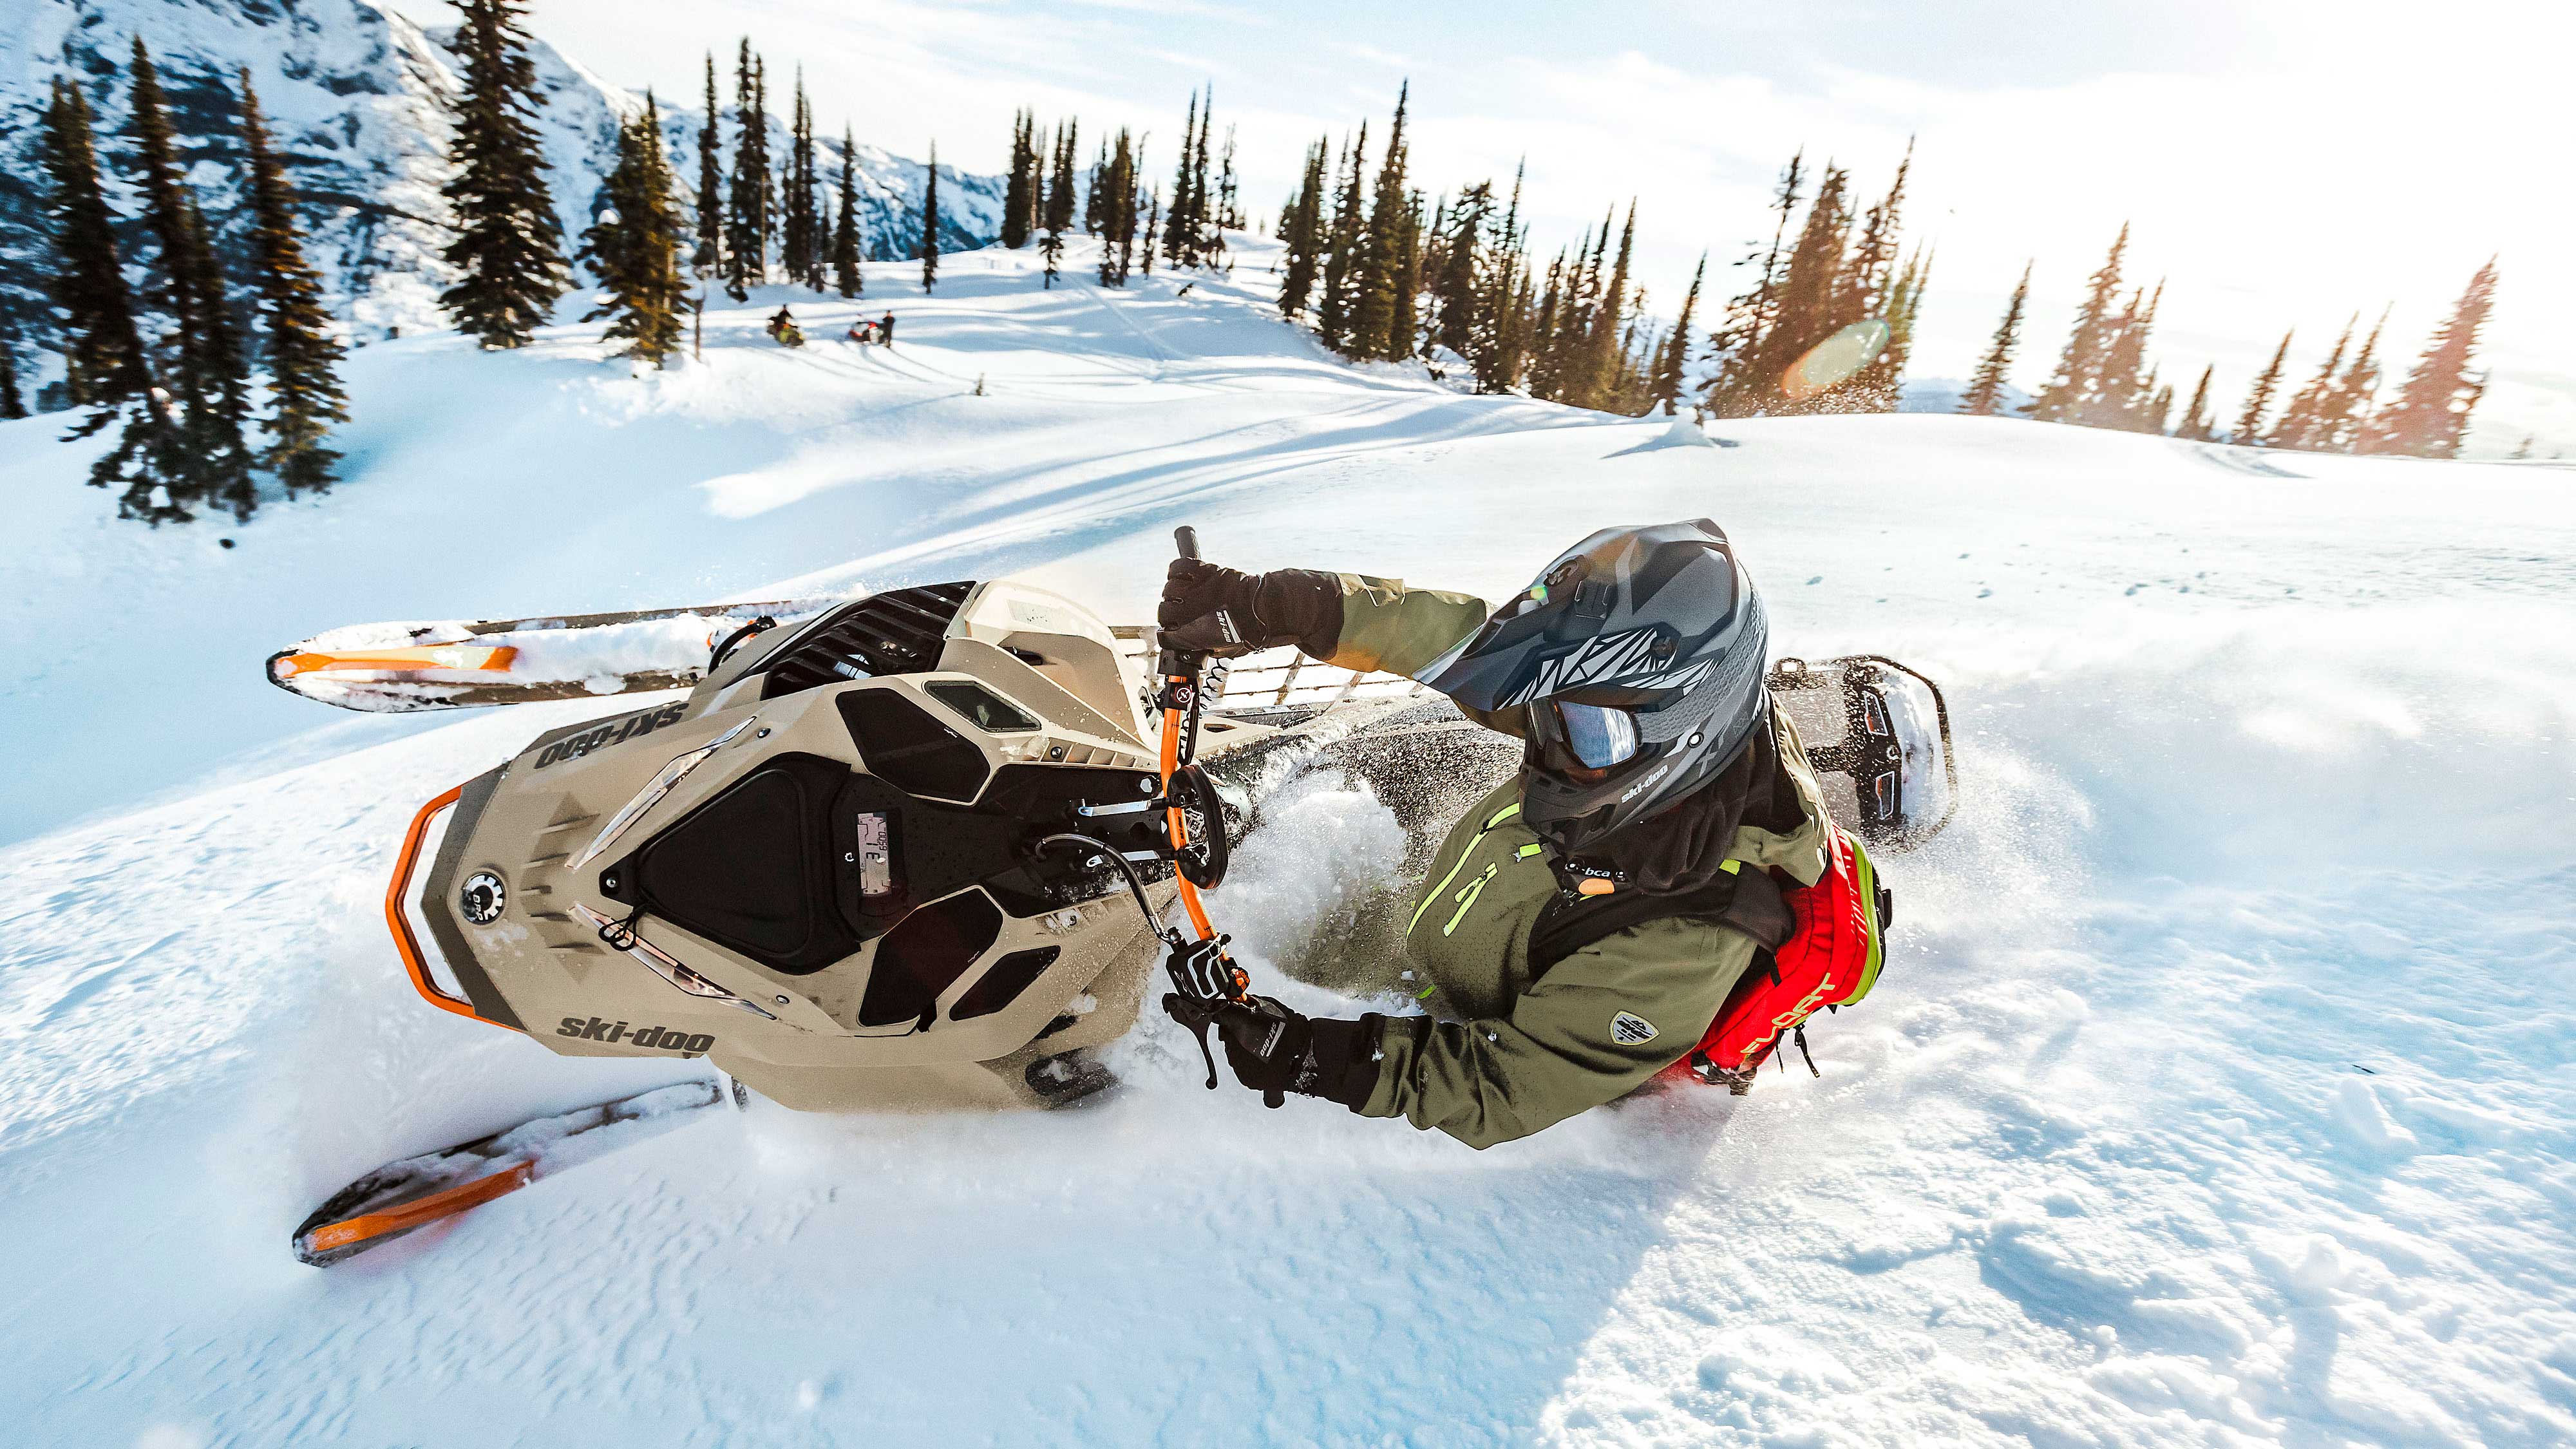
[{"left": 577, "top": 715, "right": 761, "bottom": 869}]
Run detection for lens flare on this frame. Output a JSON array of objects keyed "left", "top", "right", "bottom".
[{"left": 1781, "top": 319, "right": 1891, "bottom": 402}]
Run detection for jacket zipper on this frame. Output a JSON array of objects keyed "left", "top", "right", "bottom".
[
  {"left": 1409, "top": 802, "right": 1522, "bottom": 934},
  {"left": 1443, "top": 864, "right": 1500, "bottom": 936}
]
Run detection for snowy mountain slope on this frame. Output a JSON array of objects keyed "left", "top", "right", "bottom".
[
  {"left": 0, "top": 0, "right": 997, "bottom": 352},
  {"left": 1, "top": 236, "right": 2573, "bottom": 1447}
]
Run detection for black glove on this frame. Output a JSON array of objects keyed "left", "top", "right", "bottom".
[
  {"left": 1216, "top": 997, "right": 1384, "bottom": 1111},
  {"left": 1158, "top": 560, "right": 1342, "bottom": 659}
]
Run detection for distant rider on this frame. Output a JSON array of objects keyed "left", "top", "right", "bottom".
[{"left": 1155, "top": 522, "right": 1830, "bottom": 1147}]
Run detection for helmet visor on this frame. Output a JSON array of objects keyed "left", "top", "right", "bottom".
[{"left": 1537, "top": 700, "right": 1640, "bottom": 772}]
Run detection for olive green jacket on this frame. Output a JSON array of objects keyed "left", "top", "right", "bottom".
[{"left": 1320, "top": 573, "right": 1831, "bottom": 1149}]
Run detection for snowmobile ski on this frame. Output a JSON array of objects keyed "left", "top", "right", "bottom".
[
  {"left": 291, "top": 1079, "right": 725, "bottom": 1266},
  {"left": 267, "top": 599, "right": 840, "bottom": 712}
]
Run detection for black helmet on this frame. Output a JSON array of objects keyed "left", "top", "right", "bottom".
[{"left": 1422, "top": 518, "right": 1770, "bottom": 853}]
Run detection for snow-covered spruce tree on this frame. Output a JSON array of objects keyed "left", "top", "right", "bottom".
[
  {"left": 440, "top": 0, "right": 568, "bottom": 350},
  {"left": 1961, "top": 261, "right": 2029, "bottom": 416},
  {"left": 831, "top": 126, "right": 864, "bottom": 299},
  {"left": 0, "top": 314, "right": 26, "bottom": 420},
  {"left": 2234, "top": 330, "right": 2291, "bottom": 445},
  {"left": 127, "top": 39, "right": 256, "bottom": 520},
  {"left": 579, "top": 93, "right": 687, "bottom": 367},
  {"left": 694, "top": 54, "right": 724, "bottom": 277},
  {"left": 2174, "top": 364, "right": 2217, "bottom": 440},
  {"left": 238, "top": 71, "right": 350, "bottom": 495},
  {"left": 2028, "top": 223, "right": 2127, "bottom": 425},
  {"left": 920, "top": 142, "right": 942, "bottom": 292},
  {"left": 724, "top": 41, "right": 770, "bottom": 299},
  {"left": 2360, "top": 259, "right": 2497, "bottom": 458},
  {"left": 1650, "top": 252, "right": 1706, "bottom": 415},
  {"left": 37, "top": 77, "right": 148, "bottom": 422},
  {"left": 1276, "top": 140, "right": 1326, "bottom": 319}
]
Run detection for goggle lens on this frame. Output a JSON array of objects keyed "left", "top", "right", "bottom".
[{"left": 1554, "top": 701, "right": 1639, "bottom": 770}]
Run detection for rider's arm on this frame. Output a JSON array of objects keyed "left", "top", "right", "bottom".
[{"left": 1357, "top": 917, "right": 1759, "bottom": 1149}]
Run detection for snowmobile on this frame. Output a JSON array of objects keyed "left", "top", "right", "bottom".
[{"left": 269, "top": 538, "right": 1955, "bottom": 1264}]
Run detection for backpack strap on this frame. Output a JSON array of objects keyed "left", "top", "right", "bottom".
[{"left": 1527, "top": 862, "right": 1794, "bottom": 977}]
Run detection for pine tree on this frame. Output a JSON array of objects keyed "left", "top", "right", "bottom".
[
  {"left": 1001, "top": 109, "right": 1035, "bottom": 249},
  {"left": 2029, "top": 223, "right": 2127, "bottom": 424},
  {"left": 1388, "top": 187, "right": 1425, "bottom": 360},
  {"left": 1277, "top": 139, "right": 1327, "bottom": 319},
  {"left": 2315, "top": 307, "right": 2387, "bottom": 452},
  {"left": 1703, "top": 149, "right": 1804, "bottom": 418},
  {"left": 919, "top": 142, "right": 942, "bottom": 292},
  {"left": 1138, "top": 180, "right": 1159, "bottom": 278},
  {"left": 2093, "top": 282, "right": 2161, "bottom": 430},
  {"left": 694, "top": 54, "right": 724, "bottom": 276},
  {"left": 36, "top": 78, "right": 147, "bottom": 419},
  {"left": 128, "top": 39, "right": 256, "bottom": 520},
  {"left": 1650, "top": 252, "right": 1706, "bottom": 414},
  {"left": 1577, "top": 202, "right": 1638, "bottom": 406},
  {"left": 1316, "top": 125, "right": 1367, "bottom": 351},
  {"left": 1216, "top": 125, "right": 1240, "bottom": 232},
  {"left": 440, "top": 0, "right": 568, "bottom": 348},
  {"left": 1958, "top": 264, "right": 2031, "bottom": 418},
  {"left": 580, "top": 93, "right": 687, "bottom": 366},
  {"left": 0, "top": 313, "right": 26, "bottom": 420},
  {"left": 1043, "top": 122, "right": 1077, "bottom": 238},
  {"left": 1350, "top": 86, "right": 1416, "bottom": 359},
  {"left": 2174, "top": 363, "right": 2217, "bottom": 440},
  {"left": 724, "top": 41, "right": 770, "bottom": 298},
  {"left": 238, "top": 70, "right": 350, "bottom": 493},
  {"left": 781, "top": 72, "right": 819, "bottom": 289},
  {"left": 1432, "top": 180, "right": 1493, "bottom": 355},
  {"left": 1756, "top": 167, "right": 1851, "bottom": 414},
  {"left": 831, "top": 126, "right": 864, "bottom": 298},
  {"left": 1163, "top": 89, "right": 1200, "bottom": 269},
  {"left": 2268, "top": 314, "right": 2352, "bottom": 451},
  {"left": 2234, "top": 329, "right": 2292, "bottom": 445},
  {"left": 2359, "top": 260, "right": 2498, "bottom": 458}
]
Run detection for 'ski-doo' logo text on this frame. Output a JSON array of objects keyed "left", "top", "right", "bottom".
[
  {"left": 535, "top": 703, "right": 688, "bottom": 770},
  {"left": 556, "top": 1016, "right": 717, "bottom": 1054}
]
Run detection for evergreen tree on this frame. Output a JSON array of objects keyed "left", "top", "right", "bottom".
[
  {"left": 1043, "top": 122, "right": 1078, "bottom": 237},
  {"left": 2093, "top": 281, "right": 2161, "bottom": 430},
  {"left": 725, "top": 41, "right": 771, "bottom": 298},
  {"left": 1001, "top": 109, "right": 1035, "bottom": 249},
  {"left": 238, "top": 70, "right": 350, "bottom": 493},
  {"left": 0, "top": 314, "right": 21, "bottom": 420},
  {"left": 440, "top": 0, "right": 568, "bottom": 348},
  {"left": 36, "top": 78, "right": 147, "bottom": 419},
  {"left": 1315, "top": 126, "right": 1367, "bottom": 350},
  {"left": 781, "top": 72, "right": 820, "bottom": 289},
  {"left": 694, "top": 54, "right": 724, "bottom": 276},
  {"left": 127, "top": 39, "right": 255, "bottom": 519},
  {"left": 919, "top": 142, "right": 942, "bottom": 292},
  {"left": 1216, "top": 125, "right": 1240, "bottom": 232},
  {"left": 1432, "top": 180, "right": 1493, "bottom": 355},
  {"left": 2029, "top": 223, "right": 2127, "bottom": 424},
  {"left": 1349, "top": 86, "right": 1416, "bottom": 359},
  {"left": 2143, "top": 371, "right": 2174, "bottom": 434},
  {"left": 2268, "top": 314, "right": 2352, "bottom": 451},
  {"left": 1703, "top": 149, "right": 1804, "bottom": 418},
  {"left": 2234, "top": 329, "right": 2292, "bottom": 445},
  {"left": 1577, "top": 202, "right": 1638, "bottom": 406},
  {"left": 1276, "top": 138, "right": 1328, "bottom": 319},
  {"left": 2316, "top": 308, "right": 2386, "bottom": 452},
  {"left": 1163, "top": 90, "right": 1201, "bottom": 269},
  {"left": 1388, "top": 187, "right": 1425, "bottom": 360},
  {"left": 1139, "top": 180, "right": 1160, "bottom": 277},
  {"left": 1960, "top": 263, "right": 2030, "bottom": 417},
  {"left": 1083, "top": 138, "right": 1108, "bottom": 235},
  {"left": 2360, "top": 260, "right": 2498, "bottom": 458},
  {"left": 831, "top": 126, "right": 864, "bottom": 298},
  {"left": 579, "top": 93, "right": 687, "bottom": 367},
  {"left": 2174, "top": 363, "right": 2217, "bottom": 440},
  {"left": 1754, "top": 166, "right": 1852, "bottom": 415},
  {"left": 1651, "top": 252, "right": 1707, "bottom": 415}
]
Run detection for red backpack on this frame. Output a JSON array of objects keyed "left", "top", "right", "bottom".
[{"left": 1530, "top": 824, "right": 1891, "bottom": 1094}]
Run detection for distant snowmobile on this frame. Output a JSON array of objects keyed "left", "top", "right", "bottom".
[{"left": 270, "top": 559, "right": 1954, "bottom": 1264}]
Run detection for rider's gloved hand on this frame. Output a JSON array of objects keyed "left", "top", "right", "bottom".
[
  {"left": 1216, "top": 996, "right": 1385, "bottom": 1110},
  {"left": 1158, "top": 560, "right": 1343, "bottom": 659}
]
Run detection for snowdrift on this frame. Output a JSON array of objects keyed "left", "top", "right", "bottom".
[{"left": 1, "top": 237, "right": 2571, "bottom": 1446}]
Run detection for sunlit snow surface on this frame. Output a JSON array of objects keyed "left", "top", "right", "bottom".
[{"left": 1, "top": 238, "right": 2572, "bottom": 1446}]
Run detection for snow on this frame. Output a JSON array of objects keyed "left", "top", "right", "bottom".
[{"left": 3, "top": 234, "right": 2573, "bottom": 1446}]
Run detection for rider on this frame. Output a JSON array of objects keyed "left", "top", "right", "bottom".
[
  {"left": 766, "top": 305, "right": 797, "bottom": 341},
  {"left": 1156, "top": 520, "right": 1830, "bottom": 1148}
]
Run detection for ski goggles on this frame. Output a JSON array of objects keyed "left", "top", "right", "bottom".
[{"left": 1530, "top": 698, "right": 1641, "bottom": 773}]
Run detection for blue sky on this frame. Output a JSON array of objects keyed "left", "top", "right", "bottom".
[{"left": 474, "top": 0, "right": 2570, "bottom": 454}]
